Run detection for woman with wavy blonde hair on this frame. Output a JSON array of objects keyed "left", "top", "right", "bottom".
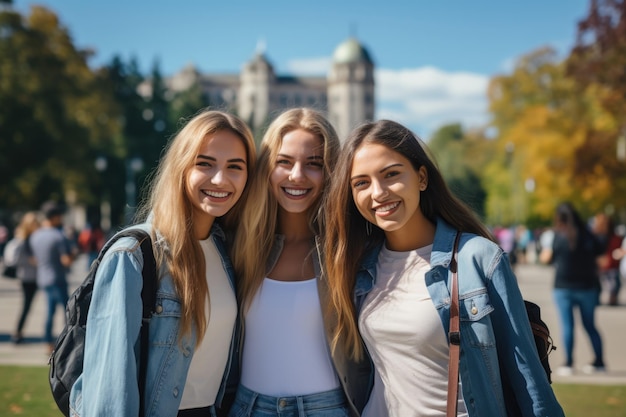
[
  {"left": 9, "top": 211, "right": 40, "bottom": 343},
  {"left": 229, "top": 108, "right": 370, "bottom": 417},
  {"left": 72, "top": 109, "right": 256, "bottom": 417}
]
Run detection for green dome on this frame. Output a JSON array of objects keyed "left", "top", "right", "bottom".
[{"left": 332, "top": 38, "right": 373, "bottom": 64}]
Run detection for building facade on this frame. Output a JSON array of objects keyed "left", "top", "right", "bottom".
[{"left": 148, "top": 38, "right": 375, "bottom": 141}]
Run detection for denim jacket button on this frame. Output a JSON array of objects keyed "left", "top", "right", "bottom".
[
  {"left": 173, "top": 387, "right": 179, "bottom": 397},
  {"left": 155, "top": 305, "right": 163, "bottom": 314},
  {"left": 471, "top": 306, "right": 478, "bottom": 315}
]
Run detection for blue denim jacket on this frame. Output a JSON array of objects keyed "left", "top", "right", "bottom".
[
  {"left": 354, "top": 219, "right": 564, "bottom": 417},
  {"left": 69, "top": 223, "right": 238, "bottom": 417}
]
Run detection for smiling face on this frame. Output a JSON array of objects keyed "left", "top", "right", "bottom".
[
  {"left": 269, "top": 128, "right": 325, "bottom": 215},
  {"left": 350, "top": 142, "right": 429, "bottom": 249},
  {"left": 186, "top": 129, "right": 248, "bottom": 234}
]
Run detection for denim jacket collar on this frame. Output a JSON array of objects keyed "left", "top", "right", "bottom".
[{"left": 355, "top": 218, "right": 458, "bottom": 295}]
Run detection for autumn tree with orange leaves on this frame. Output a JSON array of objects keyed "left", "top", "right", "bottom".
[{"left": 483, "top": 0, "right": 626, "bottom": 225}]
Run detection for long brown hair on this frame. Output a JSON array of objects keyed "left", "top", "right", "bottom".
[
  {"left": 324, "top": 119, "right": 493, "bottom": 360},
  {"left": 137, "top": 109, "right": 256, "bottom": 346},
  {"left": 232, "top": 108, "right": 340, "bottom": 312}
]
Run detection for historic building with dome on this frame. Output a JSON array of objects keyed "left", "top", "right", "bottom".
[{"left": 158, "top": 37, "right": 375, "bottom": 141}]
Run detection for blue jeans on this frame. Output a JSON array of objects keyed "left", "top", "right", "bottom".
[
  {"left": 553, "top": 288, "right": 604, "bottom": 366},
  {"left": 228, "top": 385, "right": 349, "bottom": 417},
  {"left": 44, "top": 284, "right": 69, "bottom": 343}
]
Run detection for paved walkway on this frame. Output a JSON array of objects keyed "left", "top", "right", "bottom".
[{"left": 1, "top": 256, "right": 625, "bottom": 385}]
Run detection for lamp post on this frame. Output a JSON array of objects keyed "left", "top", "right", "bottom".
[
  {"left": 617, "top": 129, "right": 626, "bottom": 162},
  {"left": 505, "top": 142, "right": 517, "bottom": 224},
  {"left": 125, "top": 157, "right": 144, "bottom": 225},
  {"left": 94, "top": 157, "right": 111, "bottom": 233}
]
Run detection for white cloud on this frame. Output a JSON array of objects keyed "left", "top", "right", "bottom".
[
  {"left": 283, "top": 60, "right": 490, "bottom": 140},
  {"left": 375, "top": 67, "right": 490, "bottom": 140},
  {"left": 285, "top": 57, "right": 332, "bottom": 76}
]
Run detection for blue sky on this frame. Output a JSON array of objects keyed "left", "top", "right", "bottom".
[{"left": 16, "top": 0, "right": 591, "bottom": 139}]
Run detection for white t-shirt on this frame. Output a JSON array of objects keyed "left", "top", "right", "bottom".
[
  {"left": 359, "top": 244, "right": 468, "bottom": 417},
  {"left": 241, "top": 277, "right": 339, "bottom": 396},
  {"left": 179, "top": 238, "right": 237, "bottom": 409}
]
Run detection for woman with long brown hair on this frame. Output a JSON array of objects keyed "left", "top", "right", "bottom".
[{"left": 325, "top": 120, "right": 564, "bottom": 416}]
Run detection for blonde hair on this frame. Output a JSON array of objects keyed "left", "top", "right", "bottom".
[
  {"left": 15, "top": 212, "right": 40, "bottom": 239},
  {"left": 232, "top": 108, "right": 340, "bottom": 311},
  {"left": 325, "top": 120, "right": 494, "bottom": 360},
  {"left": 137, "top": 109, "right": 256, "bottom": 346}
]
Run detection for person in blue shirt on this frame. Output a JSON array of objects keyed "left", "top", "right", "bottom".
[
  {"left": 324, "top": 119, "right": 564, "bottom": 417},
  {"left": 70, "top": 110, "right": 256, "bottom": 417}
]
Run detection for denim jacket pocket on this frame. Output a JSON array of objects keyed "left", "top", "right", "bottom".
[
  {"left": 150, "top": 293, "right": 183, "bottom": 346},
  {"left": 459, "top": 291, "right": 496, "bottom": 348}
]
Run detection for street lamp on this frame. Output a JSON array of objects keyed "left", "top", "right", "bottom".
[
  {"left": 125, "top": 157, "right": 144, "bottom": 225},
  {"left": 617, "top": 129, "right": 626, "bottom": 162},
  {"left": 94, "top": 157, "right": 111, "bottom": 232}
]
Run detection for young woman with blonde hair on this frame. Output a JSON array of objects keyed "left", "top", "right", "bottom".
[
  {"left": 229, "top": 108, "right": 371, "bottom": 417},
  {"left": 71, "top": 109, "right": 256, "bottom": 417},
  {"left": 9, "top": 211, "right": 40, "bottom": 343},
  {"left": 324, "top": 120, "right": 564, "bottom": 416}
]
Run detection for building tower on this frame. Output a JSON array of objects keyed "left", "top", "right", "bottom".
[
  {"left": 238, "top": 49, "right": 275, "bottom": 130},
  {"left": 327, "top": 37, "right": 375, "bottom": 142}
]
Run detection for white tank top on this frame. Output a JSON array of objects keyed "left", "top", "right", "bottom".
[{"left": 241, "top": 277, "right": 340, "bottom": 396}]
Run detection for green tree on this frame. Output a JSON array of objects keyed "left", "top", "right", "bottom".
[
  {"left": 428, "top": 123, "right": 491, "bottom": 220},
  {"left": 0, "top": 6, "right": 120, "bottom": 211},
  {"left": 168, "top": 82, "right": 210, "bottom": 130}
]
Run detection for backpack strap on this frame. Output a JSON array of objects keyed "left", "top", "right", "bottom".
[
  {"left": 447, "top": 231, "right": 462, "bottom": 417},
  {"left": 137, "top": 233, "right": 156, "bottom": 417}
]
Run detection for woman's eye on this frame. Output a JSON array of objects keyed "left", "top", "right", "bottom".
[
  {"left": 229, "top": 164, "right": 245, "bottom": 171},
  {"left": 276, "top": 159, "right": 291, "bottom": 166},
  {"left": 352, "top": 180, "right": 367, "bottom": 189},
  {"left": 385, "top": 171, "right": 400, "bottom": 178},
  {"left": 196, "top": 161, "right": 211, "bottom": 168}
]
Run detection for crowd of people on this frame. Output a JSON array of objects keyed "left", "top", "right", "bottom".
[{"left": 1, "top": 106, "right": 624, "bottom": 416}]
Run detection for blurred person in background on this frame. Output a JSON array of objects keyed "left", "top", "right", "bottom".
[
  {"left": 10, "top": 211, "right": 41, "bottom": 344},
  {"left": 78, "top": 221, "right": 105, "bottom": 267},
  {"left": 592, "top": 212, "right": 622, "bottom": 306},
  {"left": 540, "top": 202, "right": 606, "bottom": 375},
  {"left": 30, "top": 201, "right": 75, "bottom": 353},
  {"left": 612, "top": 234, "right": 626, "bottom": 303}
]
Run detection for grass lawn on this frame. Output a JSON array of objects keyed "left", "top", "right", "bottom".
[{"left": 0, "top": 365, "right": 625, "bottom": 416}]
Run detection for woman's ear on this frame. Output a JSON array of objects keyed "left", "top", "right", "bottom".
[{"left": 418, "top": 166, "right": 428, "bottom": 191}]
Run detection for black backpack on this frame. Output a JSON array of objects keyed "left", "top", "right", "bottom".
[
  {"left": 49, "top": 228, "right": 157, "bottom": 416},
  {"left": 524, "top": 300, "right": 556, "bottom": 382}
]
